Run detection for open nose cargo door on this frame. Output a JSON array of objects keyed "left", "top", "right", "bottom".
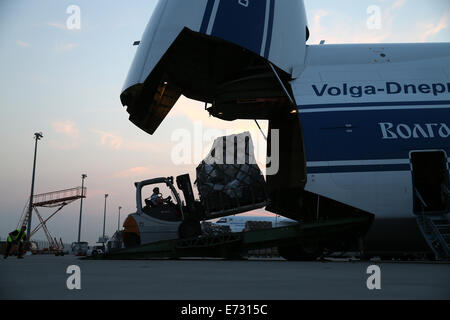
[
  {"left": 120, "top": 0, "right": 309, "bottom": 134},
  {"left": 121, "top": 0, "right": 315, "bottom": 222}
]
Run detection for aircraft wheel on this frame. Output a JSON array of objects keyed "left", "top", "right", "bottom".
[{"left": 179, "top": 219, "right": 202, "bottom": 239}]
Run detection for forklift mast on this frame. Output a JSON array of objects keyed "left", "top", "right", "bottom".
[{"left": 176, "top": 174, "right": 196, "bottom": 213}]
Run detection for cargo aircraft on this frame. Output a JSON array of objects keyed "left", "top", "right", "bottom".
[{"left": 120, "top": 0, "right": 450, "bottom": 260}]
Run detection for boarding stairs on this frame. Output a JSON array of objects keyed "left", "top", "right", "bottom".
[
  {"left": 17, "top": 187, "right": 86, "bottom": 252},
  {"left": 416, "top": 215, "right": 450, "bottom": 261},
  {"left": 415, "top": 188, "right": 450, "bottom": 260}
]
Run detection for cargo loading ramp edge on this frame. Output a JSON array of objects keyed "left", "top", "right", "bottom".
[{"left": 91, "top": 216, "right": 371, "bottom": 260}]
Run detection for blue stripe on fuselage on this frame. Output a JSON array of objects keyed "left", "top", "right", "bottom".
[
  {"left": 300, "top": 100, "right": 450, "bottom": 111},
  {"left": 307, "top": 164, "right": 411, "bottom": 174},
  {"left": 264, "top": 0, "right": 275, "bottom": 59},
  {"left": 211, "top": 0, "right": 267, "bottom": 55},
  {"left": 200, "top": 0, "right": 216, "bottom": 34},
  {"left": 300, "top": 106, "right": 450, "bottom": 163}
]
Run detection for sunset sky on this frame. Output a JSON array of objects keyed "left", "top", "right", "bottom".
[{"left": 0, "top": 0, "right": 448, "bottom": 245}]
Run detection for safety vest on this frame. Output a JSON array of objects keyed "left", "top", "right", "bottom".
[{"left": 7, "top": 229, "right": 26, "bottom": 243}]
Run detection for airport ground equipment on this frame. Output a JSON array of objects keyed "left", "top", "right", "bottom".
[
  {"left": 17, "top": 187, "right": 86, "bottom": 255},
  {"left": 97, "top": 216, "right": 371, "bottom": 260},
  {"left": 416, "top": 215, "right": 450, "bottom": 260},
  {"left": 31, "top": 208, "right": 65, "bottom": 255},
  {"left": 117, "top": 172, "right": 373, "bottom": 260},
  {"left": 121, "top": 173, "right": 268, "bottom": 248},
  {"left": 119, "top": 130, "right": 373, "bottom": 260},
  {"left": 71, "top": 242, "right": 89, "bottom": 256}
]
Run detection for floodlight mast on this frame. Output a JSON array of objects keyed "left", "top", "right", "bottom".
[
  {"left": 77, "top": 174, "right": 87, "bottom": 243},
  {"left": 118, "top": 206, "right": 122, "bottom": 231},
  {"left": 26, "top": 132, "right": 43, "bottom": 241},
  {"left": 102, "top": 194, "right": 109, "bottom": 243}
]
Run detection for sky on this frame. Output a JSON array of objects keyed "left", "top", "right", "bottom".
[{"left": 0, "top": 0, "right": 449, "bottom": 245}]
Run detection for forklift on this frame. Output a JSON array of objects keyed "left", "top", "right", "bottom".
[{"left": 122, "top": 174, "right": 267, "bottom": 248}]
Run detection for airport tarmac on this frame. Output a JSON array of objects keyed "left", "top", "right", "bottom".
[{"left": 0, "top": 255, "right": 449, "bottom": 300}]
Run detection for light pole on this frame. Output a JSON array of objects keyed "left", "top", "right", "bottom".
[
  {"left": 118, "top": 206, "right": 122, "bottom": 231},
  {"left": 77, "top": 174, "right": 87, "bottom": 243},
  {"left": 27, "top": 132, "right": 43, "bottom": 241},
  {"left": 102, "top": 194, "right": 108, "bottom": 243}
]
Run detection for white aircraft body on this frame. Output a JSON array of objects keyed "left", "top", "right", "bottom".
[
  {"left": 120, "top": 0, "right": 450, "bottom": 259},
  {"left": 215, "top": 215, "right": 298, "bottom": 233}
]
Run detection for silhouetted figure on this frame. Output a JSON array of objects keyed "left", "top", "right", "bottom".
[
  {"left": 4, "top": 226, "right": 27, "bottom": 259},
  {"left": 148, "top": 187, "right": 164, "bottom": 207}
]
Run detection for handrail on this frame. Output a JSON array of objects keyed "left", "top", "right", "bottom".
[
  {"left": 414, "top": 188, "right": 428, "bottom": 208},
  {"left": 33, "top": 187, "right": 87, "bottom": 206},
  {"left": 426, "top": 216, "right": 450, "bottom": 254}
]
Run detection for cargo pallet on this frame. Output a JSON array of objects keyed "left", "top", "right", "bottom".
[{"left": 92, "top": 217, "right": 371, "bottom": 260}]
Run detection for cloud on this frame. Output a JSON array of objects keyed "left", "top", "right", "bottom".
[
  {"left": 392, "top": 0, "right": 407, "bottom": 10},
  {"left": 46, "top": 22, "right": 67, "bottom": 31},
  {"left": 51, "top": 120, "right": 80, "bottom": 150},
  {"left": 170, "top": 96, "right": 258, "bottom": 132},
  {"left": 170, "top": 96, "right": 209, "bottom": 121},
  {"left": 307, "top": 5, "right": 402, "bottom": 44},
  {"left": 125, "top": 140, "right": 169, "bottom": 153},
  {"left": 419, "top": 11, "right": 449, "bottom": 41},
  {"left": 113, "top": 166, "right": 152, "bottom": 178},
  {"left": 92, "top": 130, "right": 123, "bottom": 150},
  {"left": 55, "top": 43, "right": 79, "bottom": 52},
  {"left": 91, "top": 128, "right": 174, "bottom": 154},
  {"left": 16, "top": 40, "right": 31, "bottom": 48},
  {"left": 112, "top": 163, "right": 191, "bottom": 180},
  {"left": 311, "top": 9, "right": 329, "bottom": 34},
  {"left": 53, "top": 121, "right": 80, "bottom": 139}
]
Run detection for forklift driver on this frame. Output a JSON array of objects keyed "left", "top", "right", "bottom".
[{"left": 147, "top": 187, "right": 171, "bottom": 207}]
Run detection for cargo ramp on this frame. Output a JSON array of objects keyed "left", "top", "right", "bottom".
[{"left": 94, "top": 216, "right": 371, "bottom": 260}]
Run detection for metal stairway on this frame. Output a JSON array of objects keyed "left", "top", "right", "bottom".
[
  {"left": 416, "top": 215, "right": 450, "bottom": 261},
  {"left": 17, "top": 187, "right": 87, "bottom": 237}
]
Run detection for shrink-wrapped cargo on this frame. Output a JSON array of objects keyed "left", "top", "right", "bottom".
[{"left": 195, "top": 132, "right": 266, "bottom": 216}]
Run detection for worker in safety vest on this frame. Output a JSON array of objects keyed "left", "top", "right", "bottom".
[{"left": 3, "top": 226, "right": 27, "bottom": 259}]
